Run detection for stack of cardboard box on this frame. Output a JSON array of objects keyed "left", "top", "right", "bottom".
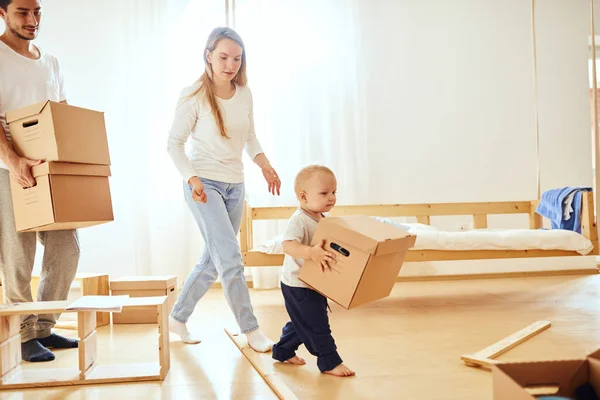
[{"left": 6, "top": 101, "right": 113, "bottom": 232}]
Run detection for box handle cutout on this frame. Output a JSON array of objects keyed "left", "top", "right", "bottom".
[
  {"left": 330, "top": 242, "right": 350, "bottom": 257},
  {"left": 22, "top": 119, "right": 39, "bottom": 128},
  {"left": 170, "top": 288, "right": 175, "bottom": 292}
]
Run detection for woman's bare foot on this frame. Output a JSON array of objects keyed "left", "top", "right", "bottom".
[
  {"left": 324, "top": 363, "right": 355, "bottom": 377},
  {"left": 285, "top": 355, "right": 306, "bottom": 365}
]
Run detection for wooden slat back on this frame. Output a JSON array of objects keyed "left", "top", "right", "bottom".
[{"left": 250, "top": 201, "right": 532, "bottom": 221}]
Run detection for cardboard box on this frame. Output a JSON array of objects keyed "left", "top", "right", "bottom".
[
  {"left": 9, "top": 162, "right": 113, "bottom": 232},
  {"left": 6, "top": 101, "right": 110, "bottom": 165},
  {"left": 111, "top": 276, "right": 177, "bottom": 324},
  {"left": 298, "top": 215, "right": 416, "bottom": 309},
  {"left": 492, "top": 350, "right": 600, "bottom": 399}
]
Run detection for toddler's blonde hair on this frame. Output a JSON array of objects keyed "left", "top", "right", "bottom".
[{"left": 294, "top": 165, "right": 336, "bottom": 199}]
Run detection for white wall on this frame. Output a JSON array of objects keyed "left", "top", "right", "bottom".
[
  {"left": 536, "top": 0, "right": 593, "bottom": 192},
  {"left": 355, "top": 0, "right": 595, "bottom": 274},
  {"left": 360, "top": 0, "right": 592, "bottom": 203},
  {"left": 360, "top": 0, "right": 538, "bottom": 205}
]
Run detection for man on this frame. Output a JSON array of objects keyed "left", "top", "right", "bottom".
[{"left": 0, "top": 0, "right": 79, "bottom": 362}]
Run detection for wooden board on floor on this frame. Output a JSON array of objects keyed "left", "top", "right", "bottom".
[
  {"left": 225, "top": 329, "right": 298, "bottom": 400},
  {"left": 461, "top": 320, "right": 551, "bottom": 369}
]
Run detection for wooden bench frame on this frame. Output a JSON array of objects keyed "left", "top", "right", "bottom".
[
  {"left": 0, "top": 296, "right": 170, "bottom": 390},
  {"left": 240, "top": 192, "right": 599, "bottom": 273}
]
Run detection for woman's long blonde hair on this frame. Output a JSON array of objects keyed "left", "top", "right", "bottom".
[{"left": 188, "top": 27, "right": 247, "bottom": 139}]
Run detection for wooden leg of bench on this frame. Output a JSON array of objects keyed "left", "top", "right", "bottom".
[
  {"left": 158, "top": 301, "right": 170, "bottom": 380},
  {"left": 81, "top": 275, "right": 110, "bottom": 327},
  {"left": 0, "top": 315, "right": 21, "bottom": 379},
  {"left": 78, "top": 311, "right": 97, "bottom": 379}
]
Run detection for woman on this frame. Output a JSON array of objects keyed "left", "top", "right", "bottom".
[{"left": 166, "top": 27, "right": 280, "bottom": 352}]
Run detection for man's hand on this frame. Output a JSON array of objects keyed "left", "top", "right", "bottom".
[
  {"left": 310, "top": 239, "right": 336, "bottom": 272},
  {"left": 8, "top": 156, "right": 42, "bottom": 188}
]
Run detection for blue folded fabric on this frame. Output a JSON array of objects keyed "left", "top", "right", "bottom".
[{"left": 536, "top": 186, "right": 592, "bottom": 234}]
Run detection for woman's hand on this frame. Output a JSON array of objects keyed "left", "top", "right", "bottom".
[
  {"left": 261, "top": 164, "right": 281, "bottom": 196},
  {"left": 188, "top": 176, "right": 207, "bottom": 203}
]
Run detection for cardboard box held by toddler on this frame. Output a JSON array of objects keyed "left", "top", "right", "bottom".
[{"left": 298, "top": 215, "right": 416, "bottom": 309}]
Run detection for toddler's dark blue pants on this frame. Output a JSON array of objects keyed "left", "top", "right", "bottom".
[{"left": 272, "top": 282, "right": 342, "bottom": 372}]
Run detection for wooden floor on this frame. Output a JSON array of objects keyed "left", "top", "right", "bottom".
[{"left": 3, "top": 273, "right": 600, "bottom": 399}]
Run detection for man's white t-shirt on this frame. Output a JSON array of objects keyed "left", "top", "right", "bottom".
[
  {"left": 0, "top": 40, "right": 68, "bottom": 171},
  {"left": 281, "top": 208, "right": 328, "bottom": 288}
]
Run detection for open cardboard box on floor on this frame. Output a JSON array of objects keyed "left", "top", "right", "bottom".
[
  {"left": 10, "top": 162, "right": 113, "bottom": 232},
  {"left": 298, "top": 215, "right": 416, "bottom": 309},
  {"left": 492, "top": 349, "right": 600, "bottom": 399},
  {"left": 6, "top": 100, "right": 110, "bottom": 165}
]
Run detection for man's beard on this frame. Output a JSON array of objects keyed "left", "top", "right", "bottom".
[{"left": 6, "top": 19, "right": 37, "bottom": 41}]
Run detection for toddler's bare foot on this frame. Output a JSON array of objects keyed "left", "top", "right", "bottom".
[
  {"left": 285, "top": 355, "right": 306, "bottom": 365},
  {"left": 324, "top": 363, "right": 355, "bottom": 377}
]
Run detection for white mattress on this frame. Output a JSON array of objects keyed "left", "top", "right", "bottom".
[{"left": 255, "top": 222, "right": 594, "bottom": 256}]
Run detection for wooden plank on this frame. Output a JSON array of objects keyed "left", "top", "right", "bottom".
[
  {"left": 404, "top": 249, "right": 584, "bottom": 262},
  {"left": 77, "top": 311, "right": 96, "bottom": 340},
  {"left": 252, "top": 206, "right": 297, "bottom": 220},
  {"left": 395, "top": 268, "right": 598, "bottom": 282},
  {"left": 472, "top": 214, "right": 487, "bottom": 229},
  {"left": 242, "top": 247, "right": 591, "bottom": 267},
  {"left": 0, "top": 335, "right": 21, "bottom": 377},
  {"left": 529, "top": 212, "right": 542, "bottom": 230},
  {"left": 461, "top": 321, "right": 551, "bottom": 370},
  {"left": 78, "top": 330, "right": 97, "bottom": 378},
  {"left": 225, "top": 329, "right": 298, "bottom": 400},
  {"left": 243, "top": 252, "right": 283, "bottom": 266},
  {"left": 470, "top": 321, "right": 551, "bottom": 360},
  {"left": 460, "top": 354, "right": 498, "bottom": 369},
  {"left": 0, "top": 363, "right": 160, "bottom": 389},
  {"left": 81, "top": 275, "right": 110, "bottom": 327},
  {"left": 581, "top": 192, "right": 598, "bottom": 242},
  {"left": 0, "top": 301, "right": 70, "bottom": 317},
  {"left": 0, "top": 316, "right": 19, "bottom": 342},
  {"left": 158, "top": 301, "right": 170, "bottom": 380},
  {"left": 416, "top": 216, "right": 430, "bottom": 225},
  {"left": 251, "top": 201, "right": 533, "bottom": 220}
]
